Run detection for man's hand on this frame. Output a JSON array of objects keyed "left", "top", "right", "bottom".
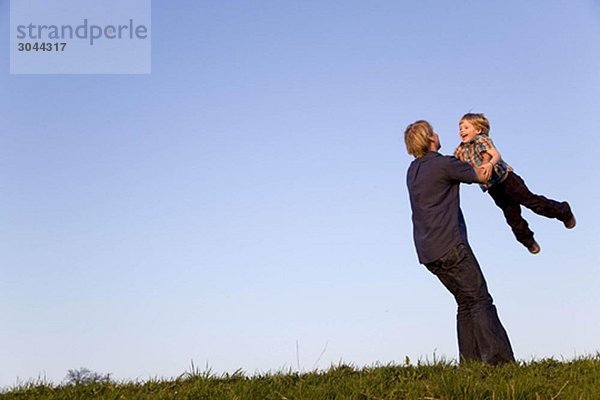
[
  {"left": 474, "top": 164, "right": 491, "bottom": 183},
  {"left": 481, "top": 162, "right": 493, "bottom": 180}
]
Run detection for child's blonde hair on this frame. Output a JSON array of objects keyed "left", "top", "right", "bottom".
[
  {"left": 404, "top": 120, "right": 433, "bottom": 158},
  {"left": 460, "top": 113, "right": 490, "bottom": 136}
]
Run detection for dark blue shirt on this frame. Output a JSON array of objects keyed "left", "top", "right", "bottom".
[{"left": 406, "top": 151, "right": 478, "bottom": 264}]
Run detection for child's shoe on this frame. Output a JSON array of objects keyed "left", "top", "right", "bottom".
[
  {"left": 561, "top": 202, "right": 576, "bottom": 229},
  {"left": 528, "top": 241, "right": 541, "bottom": 255},
  {"left": 563, "top": 214, "right": 576, "bottom": 229}
]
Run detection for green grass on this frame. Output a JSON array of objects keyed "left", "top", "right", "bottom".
[{"left": 3, "top": 355, "right": 600, "bottom": 399}]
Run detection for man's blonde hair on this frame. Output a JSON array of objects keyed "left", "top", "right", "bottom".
[
  {"left": 405, "top": 120, "right": 434, "bottom": 158},
  {"left": 460, "top": 113, "right": 490, "bottom": 135}
]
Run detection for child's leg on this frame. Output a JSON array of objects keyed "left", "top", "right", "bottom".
[
  {"left": 501, "top": 172, "right": 572, "bottom": 222},
  {"left": 488, "top": 181, "right": 536, "bottom": 248}
]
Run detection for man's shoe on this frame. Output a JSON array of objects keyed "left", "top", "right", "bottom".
[
  {"left": 528, "top": 241, "right": 541, "bottom": 255},
  {"left": 563, "top": 214, "right": 576, "bottom": 229}
]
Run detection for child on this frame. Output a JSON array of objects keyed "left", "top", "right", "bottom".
[{"left": 453, "top": 113, "right": 575, "bottom": 254}]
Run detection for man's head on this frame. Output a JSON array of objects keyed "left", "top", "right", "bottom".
[{"left": 404, "top": 120, "right": 440, "bottom": 158}]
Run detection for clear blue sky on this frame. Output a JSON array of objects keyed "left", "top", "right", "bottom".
[{"left": 1, "top": 0, "right": 599, "bottom": 387}]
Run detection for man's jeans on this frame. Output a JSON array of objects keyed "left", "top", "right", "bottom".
[{"left": 425, "top": 243, "right": 515, "bottom": 365}]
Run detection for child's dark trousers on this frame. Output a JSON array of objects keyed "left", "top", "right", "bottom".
[{"left": 487, "top": 171, "right": 572, "bottom": 248}]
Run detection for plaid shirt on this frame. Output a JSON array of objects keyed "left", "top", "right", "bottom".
[{"left": 453, "top": 135, "right": 512, "bottom": 191}]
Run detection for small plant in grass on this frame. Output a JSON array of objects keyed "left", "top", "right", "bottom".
[{"left": 63, "top": 368, "right": 112, "bottom": 385}]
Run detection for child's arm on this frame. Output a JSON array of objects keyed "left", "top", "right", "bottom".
[
  {"left": 483, "top": 147, "right": 501, "bottom": 166},
  {"left": 481, "top": 147, "right": 501, "bottom": 178}
]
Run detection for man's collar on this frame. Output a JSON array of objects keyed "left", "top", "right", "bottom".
[{"left": 423, "top": 151, "right": 440, "bottom": 158}]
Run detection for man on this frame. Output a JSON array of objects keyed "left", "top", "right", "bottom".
[{"left": 405, "top": 120, "right": 514, "bottom": 365}]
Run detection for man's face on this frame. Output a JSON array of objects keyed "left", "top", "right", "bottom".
[{"left": 430, "top": 132, "right": 441, "bottom": 151}]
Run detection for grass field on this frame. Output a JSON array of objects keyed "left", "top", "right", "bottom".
[{"left": 3, "top": 355, "right": 600, "bottom": 399}]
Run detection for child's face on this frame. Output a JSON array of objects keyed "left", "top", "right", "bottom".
[{"left": 459, "top": 120, "right": 481, "bottom": 143}]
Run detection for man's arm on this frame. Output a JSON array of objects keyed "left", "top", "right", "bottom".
[{"left": 445, "top": 155, "right": 490, "bottom": 184}]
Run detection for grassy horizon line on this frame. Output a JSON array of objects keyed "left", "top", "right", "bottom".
[{"left": 4, "top": 354, "right": 600, "bottom": 399}]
